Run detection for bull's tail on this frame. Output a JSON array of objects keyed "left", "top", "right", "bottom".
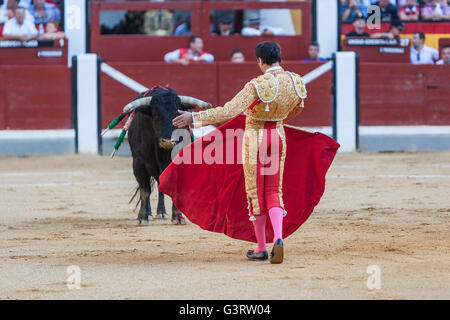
[
  {"left": 129, "top": 178, "right": 155, "bottom": 211},
  {"left": 129, "top": 186, "right": 140, "bottom": 210}
]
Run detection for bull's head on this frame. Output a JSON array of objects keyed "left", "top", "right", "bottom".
[
  {"left": 123, "top": 96, "right": 212, "bottom": 114},
  {"left": 123, "top": 90, "right": 212, "bottom": 150}
]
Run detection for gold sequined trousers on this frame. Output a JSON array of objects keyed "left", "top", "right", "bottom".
[{"left": 242, "top": 117, "right": 286, "bottom": 218}]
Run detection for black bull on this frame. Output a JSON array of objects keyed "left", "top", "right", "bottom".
[{"left": 127, "top": 86, "right": 195, "bottom": 225}]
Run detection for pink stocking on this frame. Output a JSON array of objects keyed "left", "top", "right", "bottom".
[
  {"left": 268, "top": 207, "right": 283, "bottom": 243},
  {"left": 252, "top": 214, "right": 267, "bottom": 252}
]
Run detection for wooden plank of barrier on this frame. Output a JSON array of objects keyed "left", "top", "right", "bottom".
[
  {"left": 0, "top": 65, "right": 71, "bottom": 130},
  {"left": 0, "top": 71, "right": 5, "bottom": 129},
  {"left": 360, "top": 63, "right": 427, "bottom": 125},
  {"left": 360, "top": 63, "right": 450, "bottom": 126},
  {"left": 424, "top": 66, "right": 450, "bottom": 125}
]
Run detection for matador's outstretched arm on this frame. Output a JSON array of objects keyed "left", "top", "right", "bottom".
[{"left": 192, "top": 85, "right": 257, "bottom": 128}]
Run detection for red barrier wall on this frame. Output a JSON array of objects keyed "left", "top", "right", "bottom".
[
  {"left": 0, "top": 65, "right": 71, "bottom": 130},
  {"left": 101, "top": 61, "right": 332, "bottom": 128},
  {"left": 360, "top": 63, "right": 450, "bottom": 125},
  {"left": 2, "top": 62, "right": 447, "bottom": 131}
]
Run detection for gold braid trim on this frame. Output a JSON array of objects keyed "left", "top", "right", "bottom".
[{"left": 286, "top": 71, "right": 307, "bottom": 99}]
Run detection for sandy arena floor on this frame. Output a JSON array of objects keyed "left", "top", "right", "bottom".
[{"left": 0, "top": 152, "right": 449, "bottom": 300}]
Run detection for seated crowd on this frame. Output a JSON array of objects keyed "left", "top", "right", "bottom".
[
  {"left": 345, "top": 13, "right": 449, "bottom": 64},
  {"left": 164, "top": 32, "right": 449, "bottom": 65},
  {"left": 0, "top": 0, "right": 64, "bottom": 41},
  {"left": 341, "top": 0, "right": 450, "bottom": 22},
  {"left": 163, "top": 35, "right": 330, "bottom": 65},
  {"left": 1, "top": 1, "right": 447, "bottom": 65},
  {"left": 164, "top": 35, "right": 245, "bottom": 65}
]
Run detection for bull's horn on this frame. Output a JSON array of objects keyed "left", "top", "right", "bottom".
[
  {"left": 123, "top": 97, "right": 153, "bottom": 113},
  {"left": 179, "top": 96, "right": 212, "bottom": 109}
]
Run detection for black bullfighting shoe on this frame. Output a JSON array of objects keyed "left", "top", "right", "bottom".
[
  {"left": 246, "top": 250, "right": 268, "bottom": 261},
  {"left": 270, "top": 239, "right": 284, "bottom": 264}
]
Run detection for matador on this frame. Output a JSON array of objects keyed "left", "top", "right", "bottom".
[{"left": 161, "top": 42, "right": 339, "bottom": 264}]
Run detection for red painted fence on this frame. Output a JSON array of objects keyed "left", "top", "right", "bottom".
[
  {"left": 0, "top": 65, "right": 71, "bottom": 130},
  {"left": 360, "top": 63, "right": 450, "bottom": 126},
  {"left": 1, "top": 61, "right": 448, "bottom": 130}
]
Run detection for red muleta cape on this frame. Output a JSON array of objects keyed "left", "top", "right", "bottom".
[{"left": 159, "top": 114, "right": 340, "bottom": 243}]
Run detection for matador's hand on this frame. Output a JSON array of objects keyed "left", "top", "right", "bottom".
[{"left": 173, "top": 110, "right": 193, "bottom": 128}]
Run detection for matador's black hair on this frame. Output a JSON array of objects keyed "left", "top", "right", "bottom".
[{"left": 254, "top": 41, "right": 281, "bottom": 65}]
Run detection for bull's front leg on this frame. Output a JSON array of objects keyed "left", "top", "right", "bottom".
[
  {"left": 138, "top": 189, "right": 153, "bottom": 226},
  {"left": 156, "top": 190, "right": 168, "bottom": 219},
  {"left": 171, "top": 203, "right": 186, "bottom": 225}
]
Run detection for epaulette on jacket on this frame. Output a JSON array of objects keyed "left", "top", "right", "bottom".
[
  {"left": 285, "top": 71, "right": 307, "bottom": 99},
  {"left": 246, "top": 73, "right": 279, "bottom": 104},
  {"left": 246, "top": 71, "right": 307, "bottom": 104}
]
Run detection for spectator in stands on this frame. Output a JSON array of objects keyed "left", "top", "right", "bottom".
[
  {"left": 395, "top": 0, "right": 413, "bottom": 5},
  {"left": 370, "top": 0, "right": 396, "bottom": 4},
  {"left": 373, "top": 0, "right": 399, "bottom": 22},
  {"left": 436, "top": 45, "right": 450, "bottom": 64},
  {"left": 0, "top": 0, "right": 14, "bottom": 23},
  {"left": 230, "top": 49, "right": 245, "bottom": 63},
  {"left": 164, "top": 35, "right": 214, "bottom": 66},
  {"left": 29, "top": 0, "right": 60, "bottom": 25},
  {"left": 421, "top": 0, "right": 450, "bottom": 20},
  {"left": 42, "top": 19, "right": 64, "bottom": 40},
  {"left": 241, "top": 14, "right": 285, "bottom": 36},
  {"left": 213, "top": 16, "right": 234, "bottom": 36},
  {"left": 116, "top": 10, "right": 145, "bottom": 35},
  {"left": 398, "top": 0, "right": 420, "bottom": 21},
  {"left": 346, "top": 15, "right": 370, "bottom": 37},
  {"left": 45, "top": 0, "right": 61, "bottom": 8},
  {"left": 410, "top": 32, "right": 439, "bottom": 64},
  {"left": 18, "top": 0, "right": 61, "bottom": 10},
  {"left": 173, "top": 16, "right": 191, "bottom": 36},
  {"left": 303, "top": 42, "right": 326, "bottom": 62},
  {"left": 2, "top": 5, "right": 37, "bottom": 41},
  {"left": 371, "top": 20, "right": 404, "bottom": 39},
  {"left": 0, "top": 0, "right": 33, "bottom": 24},
  {"left": 340, "top": 0, "right": 369, "bottom": 22}
]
